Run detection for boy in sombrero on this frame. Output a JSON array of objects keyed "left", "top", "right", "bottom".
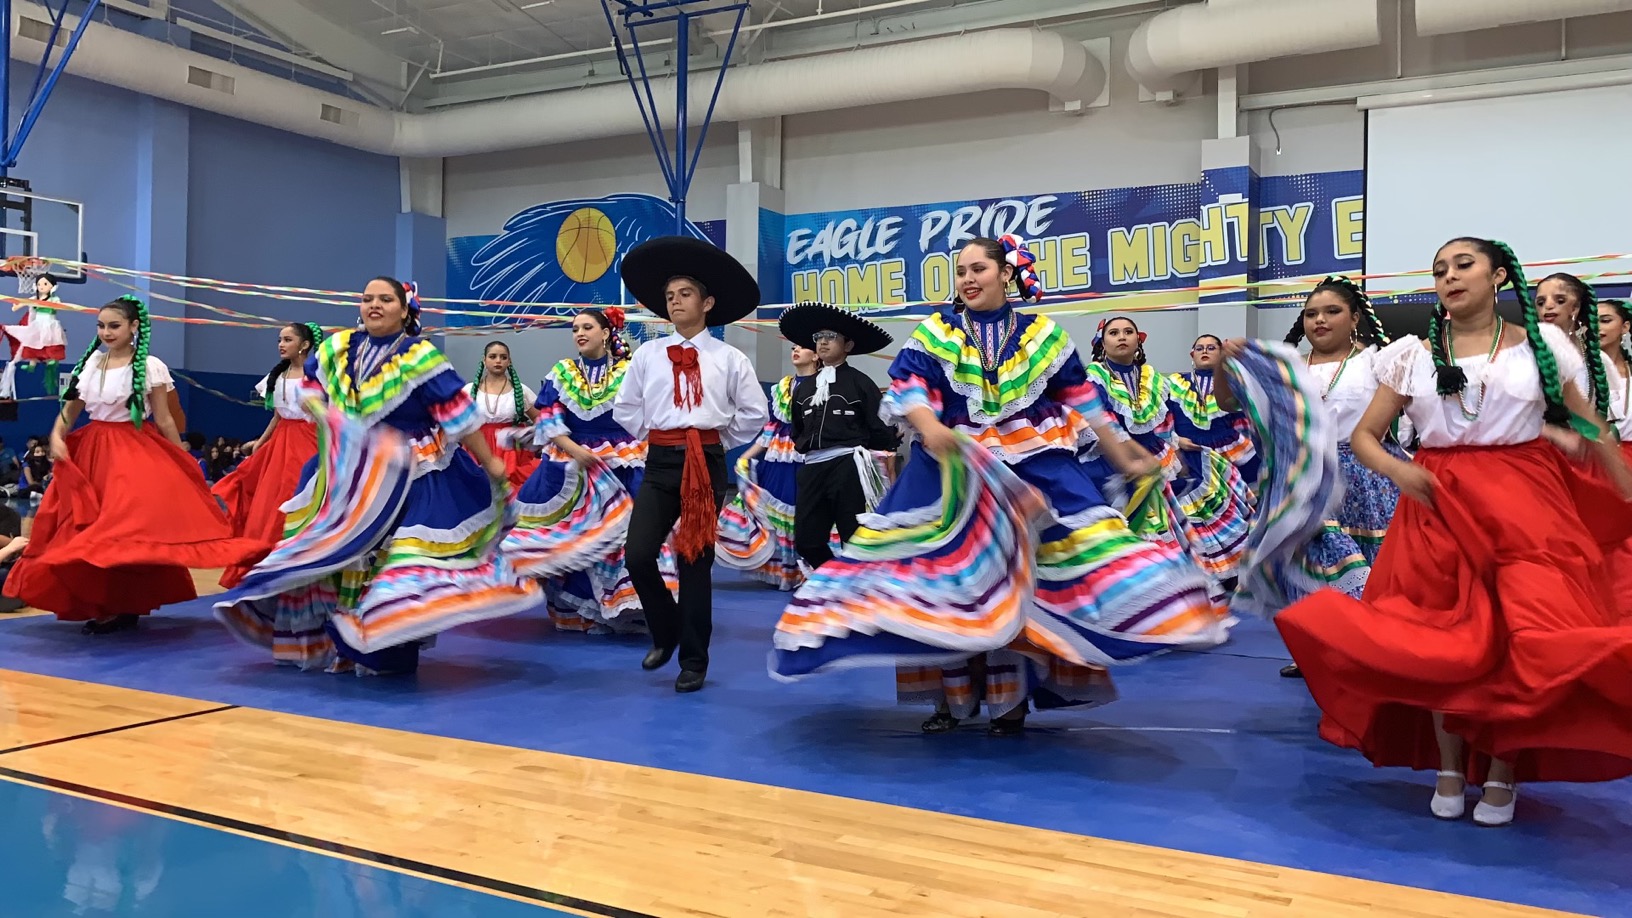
[
  {"left": 613, "top": 237, "right": 769, "bottom": 693},
  {"left": 779, "top": 303, "right": 900, "bottom": 571}
]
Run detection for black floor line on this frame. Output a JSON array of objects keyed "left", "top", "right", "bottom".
[
  {"left": 0, "top": 704, "right": 241, "bottom": 756},
  {"left": 0, "top": 764, "right": 658, "bottom": 918}
]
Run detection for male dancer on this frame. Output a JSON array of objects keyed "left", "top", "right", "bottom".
[
  {"left": 779, "top": 303, "right": 899, "bottom": 570},
  {"left": 613, "top": 237, "right": 768, "bottom": 692}
]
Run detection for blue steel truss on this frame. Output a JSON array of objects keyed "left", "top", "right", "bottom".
[
  {"left": 601, "top": 0, "right": 750, "bottom": 233},
  {"left": 1, "top": 0, "right": 105, "bottom": 176}
]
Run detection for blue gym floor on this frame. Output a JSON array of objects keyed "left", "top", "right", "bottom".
[{"left": 1, "top": 571, "right": 1628, "bottom": 916}]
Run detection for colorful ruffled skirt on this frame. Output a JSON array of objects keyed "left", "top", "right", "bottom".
[
  {"left": 721, "top": 456, "right": 803, "bottom": 590},
  {"left": 1278, "top": 440, "right": 1632, "bottom": 783},
  {"left": 505, "top": 456, "right": 650, "bottom": 634},
  {"left": 771, "top": 438, "right": 1224, "bottom": 719},
  {"left": 1170, "top": 446, "right": 1254, "bottom": 583},
  {"left": 5, "top": 422, "right": 264, "bottom": 620},
  {"left": 212, "top": 417, "right": 319, "bottom": 589},
  {"left": 1335, "top": 442, "right": 1404, "bottom": 566},
  {"left": 214, "top": 407, "right": 540, "bottom": 673},
  {"left": 1219, "top": 341, "right": 1368, "bottom": 617}
]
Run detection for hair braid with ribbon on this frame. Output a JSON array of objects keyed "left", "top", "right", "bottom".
[
  {"left": 471, "top": 341, "right": 528, "bottom": 421},
  {"left": 261, "top": 322, "right": 324, "bottom": 409},
  {"left": 1538, "top": 272, "right": 1613, "bottom": 420}
]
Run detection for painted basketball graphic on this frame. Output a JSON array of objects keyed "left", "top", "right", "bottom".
[{"left": 555, "top": 207, "right": 617, "bottom": 284}]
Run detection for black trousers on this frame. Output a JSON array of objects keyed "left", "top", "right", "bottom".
[
  {"left": 626, "top": 442, "right": 729, "bottom": 673},
  {"left": 795, "top": 456, "right": 867, "bottom": 569}
]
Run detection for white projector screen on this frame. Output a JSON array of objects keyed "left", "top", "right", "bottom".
[{"left": 1365, "top": 83, "right": 1632, "bottom": 333}]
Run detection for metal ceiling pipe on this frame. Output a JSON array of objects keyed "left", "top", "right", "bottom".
[
  {"left": 1416, "top": 0, "right": 1632, "bottom": 36},
  {"left": 9, "top": 3, "right": 1106, "bottom": 158},
  {"left": 1126, "top": 0, "right": 1383, "bottom": 93}
]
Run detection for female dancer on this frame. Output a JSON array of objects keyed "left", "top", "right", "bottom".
[
  {"left": 469, "top": 340, "right": 539, "bottom": 490},
  {"left": 215, "top": 277, "right": 538, "bottom": 674},
  {"left": 721, "top": 342, "right": 819, "bottom": 589},
  {"left": 4, "top": 296, "right": 260, "bottom": 633},
  {"left": 1277, "top": 238, "right": 1632, "bottom": 827},
  {"left": 773, "top": 236, "right": 1225, "bottom": 736},
  {"left": 212, "top": 323, "right": 324, "bottom": 589},
  {"left": 1602, "top": 299, "right": 1632, "bottom": 438},
  {"left": 1284, "top": 277, "right": 1402, "bottom": 568},
  {"left": 1169, "top": 334, "right": 1259, "bottom": 486},
  {"left": 1534, "top": 273, "right": 1612, "bottom": 416},
  {"left": 1087, "top": 317, "right": 1251, "bottom": 591},
  {"left": 505, "top": 307, "right": 650, "bottom": 632}
]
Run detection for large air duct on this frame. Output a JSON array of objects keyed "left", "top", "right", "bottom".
[
  {"left": 1126, "top": 0, "right": 1382, "bottom": 93},
  {"left": 8, "top": 4, "right": 1105, "bottom": 159},
  {"left": 1416, "top": 0, "right": 1632, "bottom": 36}
]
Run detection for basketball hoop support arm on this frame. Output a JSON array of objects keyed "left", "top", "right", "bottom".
[
  {"left": 601, "top": 0, "right": 749, "bottom": 233},
  {"left": 0, "top": 0, "right": 105, "bottom": 176}
]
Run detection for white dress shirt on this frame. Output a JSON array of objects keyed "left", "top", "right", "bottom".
[{"left": 612, "top": 330, "right": 768, "bottom": 449}]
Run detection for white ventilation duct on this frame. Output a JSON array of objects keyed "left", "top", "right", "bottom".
[
  {"left": 1417, "top": 0, "right": 1632, "bottom": 36},
  {"left": 8, "top": 5, "right": 1105, "bottom": 158},
  {"left": 1127, "top": 0, "right": 1382, "bottom": 93}
]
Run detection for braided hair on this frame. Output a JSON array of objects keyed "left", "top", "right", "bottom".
[
  {"left": 577, "top": 307, "right": 631, "bottom": 362},
  {"left": 471, "top": 340, "right": 527, "bottom": 421},
  {"left": 262, "top": 322, "right": 324, "bottom": 409},
  {"left": 1537, "top": 272, "right": 1613, "bottom": 420},
  {"left": 1091, "top": 316, "right": 1147, "bottom": 366},
  {"left": 1604, "top": 299, "right": 1632, "bottom": 372},
  {"left": 1430, "top": 238, "right": 1569, "bottom": 427},
  {"left": 63, "top": 296, "right": 151, "bottom": 428},
  {"left": 1285, "top": 276, "right": 1390, "bottom": 348}
]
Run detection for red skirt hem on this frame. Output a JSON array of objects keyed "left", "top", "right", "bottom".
[
  {"left": 1277, "top": 441, "right": 1632, "bottom": 784},
  {"left": 472, "top": 421, "right": 541, "bottom": 492},
  {"left": 213, "top": 416, "right": 317, "bottom": 589},
  {"left": 4, "top": 422, "right": 266, "bottom": 620}
]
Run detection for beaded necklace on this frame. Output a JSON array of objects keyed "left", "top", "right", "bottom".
[
  {"left": 1444, "top": 316, "right": 1505, "bottom": 421},
  {"left": 479, "top": 376, "right": 510, "bottom": 419},
  {"left": 961, "top": 308, "right": 1017, "bottom": 372},
  {"left": 1309, "top": 345, "right": 1359, "bottom": 401}
]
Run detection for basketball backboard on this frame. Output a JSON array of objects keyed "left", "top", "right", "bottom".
[{"left": 1, "top": 180, "right": 85, "bottom": 281}]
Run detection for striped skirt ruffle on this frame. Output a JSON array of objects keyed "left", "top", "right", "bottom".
[
  {"left": 215, "top": 405, "right": 539, "bottom": 671},
  {"left": 771, "top": 437, "right": 1225, "bottom": 716},
  {"left": 1222, "top": 341, "right": 1369, "bottom": 617},
  {"left": 1337, "top": 442, "right": 1404, "bottom": 566},
  {"left": 1171, "top": 447, "right": 1254, "bottom": 583},
  {"left": 723, "top": 456, "right": 804, "bottom": 590}
]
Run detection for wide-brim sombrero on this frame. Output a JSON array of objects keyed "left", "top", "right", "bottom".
[
  {"left": 778, "top": 302, "right": 893, "bottom": 355},
  {"left": 619, "top": 236, "right": 759, "bottom": 327}
]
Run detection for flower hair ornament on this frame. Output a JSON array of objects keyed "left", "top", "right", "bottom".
[
  {"left": 1000, "top": 235, "right": 1045, "bottom": 303},
  {"left": 603, "top": 306, "right": 627, "bottom": 331}
]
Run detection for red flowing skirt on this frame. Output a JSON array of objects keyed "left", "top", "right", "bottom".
[
  {"left": 4, "top": 421, "right": 265, "bottom": 620},
  {"left": 1579, "top": 441, "right": 1632, "bottom": 614},
  {"left": 212, "top": 416, "right": 318, "bottom": 589},
  {"left": 473, "top": 421, "right": 540, "bottom": 492},
  {"left": 1277, "top": 440, "right": 1632, "bottom": 784}
]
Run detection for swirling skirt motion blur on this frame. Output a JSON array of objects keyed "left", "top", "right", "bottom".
[
  {"left": 5, "top": 421, "right": 264, "bottom": 620},
  {"left": 214, "top": 406, "right": 539, "bottom": 674}
]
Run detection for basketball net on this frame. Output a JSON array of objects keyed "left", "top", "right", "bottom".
[{"left": 3, "top": 256, "right": 51, "bottom": 296}]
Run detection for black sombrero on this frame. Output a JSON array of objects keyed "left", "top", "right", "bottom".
[
  {"left": 619, "top": 236, "right": 760, "bottom": 327},
  {"left": 778, "top": 302, "right": 893, "bottom": 355}
]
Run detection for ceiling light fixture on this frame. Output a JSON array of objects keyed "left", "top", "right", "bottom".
[
  {"left": 520, "top": 1, "right": 555, "bottom": 8},
  {"left": 381, "top": 26, "right": 418, "bottom": 35}
]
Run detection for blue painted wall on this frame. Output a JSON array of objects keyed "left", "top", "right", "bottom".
[{"left": 0, "top": 66, "right": 408, "bottom": 444}]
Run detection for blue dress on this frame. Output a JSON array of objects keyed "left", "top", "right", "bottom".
[{"left": 215, "top": 331, "right": 539, "bottom": 675}]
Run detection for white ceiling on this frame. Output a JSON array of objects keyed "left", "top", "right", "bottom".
[{"left": 329, "top": 0, "right": 933, "bottom": 72}]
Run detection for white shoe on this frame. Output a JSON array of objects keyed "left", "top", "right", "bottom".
[
  {"left": 1430, "top": 770, "right": 1467, "bottom": 820},
  {"left": 1473, "top": 782, "right": 1517, "bottom": 827}
]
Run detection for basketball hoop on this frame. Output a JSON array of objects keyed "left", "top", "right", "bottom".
[{"left": 2, "top": 256, "right": 52, "bottom": 295}]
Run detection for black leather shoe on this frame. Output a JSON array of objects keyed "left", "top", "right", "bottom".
[
  {"left": 1280, "top": 663, "right": 1303, "bottom": 679},
  {"left": 675, "top": 670, "right": 705, "bottom": 693},
  {"left": 642, "top": 646, "right": 674, "bottom": 671}
]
